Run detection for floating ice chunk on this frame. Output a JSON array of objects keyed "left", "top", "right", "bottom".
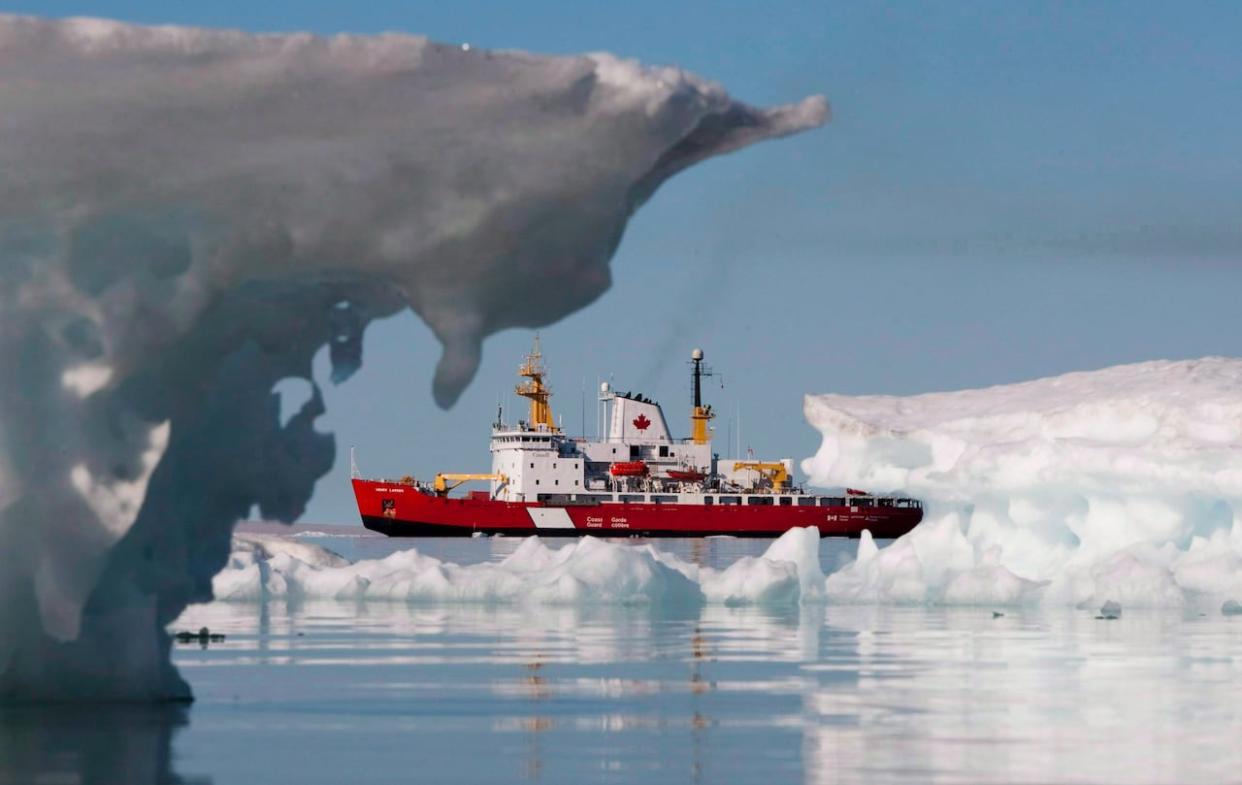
[
  {"left": 208, "top": 528, "right": 832, "bottom": 608},
  {"left": 806, "top": 359, "right": 1242, "bottom": 608},
  {"left": 515, "top": 537, "right": 702, "bottom": 606},
  {"left": 0, "top": 13, "right": 825, "bottom": 700},
  {"left": 827, "top": 526, "right": 1045, "bottom": 606},
  {"left": 1222, "top": 600, "right": 1242, "bottom": 616},
  {"left": 761, "top": 526, "right": 826, "bottom": 601},
  {"left": 942, "top": 547, "right": 1048, "bottom": 605},
  {"left": 214, "top": 535, "right": 704, "bottom": 607},
  {"left": 701, "top": 556, "right": 800, "bottom": 606},
  {"left": 698, "top": 527, "right": 827, "bottom": 605},
  {"left": 1171, "top": 534, "right": 1242, "bottom": 602},
  {"left": 1077, "top": 549, "right": 1184, "bottom": 609},
  {"left": 826, "top": 531, "right": 928, "bottom": 604},
  {"left": 231, "top": 534, "right": 350, "bottom": 570}
]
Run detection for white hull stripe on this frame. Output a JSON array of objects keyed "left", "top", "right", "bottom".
[{"left": 527, "top": 507, "right": 576, "bottom": 529}]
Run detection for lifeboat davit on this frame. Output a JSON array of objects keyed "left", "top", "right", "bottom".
[
  {"left": 666, "top": 468, "right": 706, "bottom": 482},
  {"left": 609, "top": 461, "right": 649, "bottom": 477}
]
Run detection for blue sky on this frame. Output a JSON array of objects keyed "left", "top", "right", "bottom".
[{"left": 14, "top": 2, "right": 1242, "bottom": 523}]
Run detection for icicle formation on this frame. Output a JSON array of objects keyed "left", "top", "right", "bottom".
[
  {"left": 804, "top": 358, "right": 1242, "bottom": 608},
  {"left": 0, "top": 14, "right": 826, "bottom": 700}
]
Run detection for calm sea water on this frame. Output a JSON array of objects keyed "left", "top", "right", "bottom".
[{"left": 4, "top": 532, "right": 1242, "bottom": 785}]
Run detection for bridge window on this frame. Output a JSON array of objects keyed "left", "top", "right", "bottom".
[
  {"left": 748, "top": 497, "right": 774, "bottom": 506},
  {"left": 798, "top": 498, "right": 816, "bottom": 506},
  {"left": 719, "top": 496, "right": 740, "bottom": 505},
  {"left": 821, "top": 497, "right": 844, "bottom": 506},
  {"left": 779, "top": 497, "right": 792, "bottom": 506},
  {"left": 658, "top": 445, "right": 669, "bottom": 458},
  {"left": 704, "top": 496, "right": 714, "bottom": 506}
]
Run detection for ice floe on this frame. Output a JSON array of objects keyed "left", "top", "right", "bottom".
[
  {"left": 807, "top": 358, "right": 1242, "bottom": 608},
  {"left": 214, "top": 529, "right": 830, "bottom": 608}
]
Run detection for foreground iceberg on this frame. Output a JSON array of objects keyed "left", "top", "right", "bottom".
[
  {"left": 214, "top": 528, "right": 828, "bottom": 609},
  {"left": 0, "top": 15, "right": 826, "bottom": 700},
  {"left": 806, "top": 358, "right": 1242, "bottom": 608}
]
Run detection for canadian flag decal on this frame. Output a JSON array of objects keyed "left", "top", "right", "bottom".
[{"left": 632, "top": 413, "right": 651, "bottom": 431}]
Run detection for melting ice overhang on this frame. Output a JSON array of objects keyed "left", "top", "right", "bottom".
[{"left": 0, "top": 15, "right": 826, "bottom": 700}]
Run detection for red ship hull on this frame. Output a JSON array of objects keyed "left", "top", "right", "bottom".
[{"left": 353, "top": 479, "right": 922, "bottom": 539}]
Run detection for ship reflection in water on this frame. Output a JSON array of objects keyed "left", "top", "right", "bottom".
[{"left": 4, "top": 536, "right": 1242, "bottom": 785}]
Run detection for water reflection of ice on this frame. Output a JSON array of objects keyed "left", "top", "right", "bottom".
[
  {"left": 156, "top": 597, "right": 1242, "bottom": 784},
  {"left": 802, "top": 607, "right": 1242, "bottom": 785},
  {"left": 0, "top": 704, "right": 206, "bottom": 785},
  {"left": 6, "top": 585, "right": 1238, "bottom": 784}
]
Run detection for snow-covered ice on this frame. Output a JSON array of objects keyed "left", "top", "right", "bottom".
[
  {"left": 807, "top": 358, "right": 1242, "bottom": 608},
  {"left": 215, "top": 529, "right": 829, "bottom": 608},
  {"left": 0, "top": 14, "right": 824, "bottom": 700}
]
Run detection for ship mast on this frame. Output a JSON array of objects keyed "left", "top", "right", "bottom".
[
  {"left": 516, "top": 334, "right": 558, "bottom": 431},
  {"left": 690, "top": 348, "right": 714, "bottom": 444}
]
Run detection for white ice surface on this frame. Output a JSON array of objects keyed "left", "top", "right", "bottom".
[
  {"left": 807, "top": 358, "right": 1242, "bottom": 608},
  {"left": 215, "top": 529, "right": 828, "bottom": 608},
  {"left": 0, "top": 14, "right": 823, "bottom": 700}
]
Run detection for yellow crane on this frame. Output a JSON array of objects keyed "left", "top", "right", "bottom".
[
  {"left": 732, "top": 461, "right": 790, "bottom": 491},
  {"left": 432, "top": 472, "right": 508, "bottom": 497}
]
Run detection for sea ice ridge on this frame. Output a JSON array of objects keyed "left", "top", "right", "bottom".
[
  {"left": 215, "top": 528, "right": 827, "bottom": 608},
  {"left": 806, "top": 358, "right": 1242, "bottom": 608}
]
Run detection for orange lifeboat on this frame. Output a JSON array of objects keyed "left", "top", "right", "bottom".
[
  {"left": 609, "top": 461, "right": 649, "bottom": 477},
  {"left": 666, "top": 468, "right": 706, "bottom": 482}
]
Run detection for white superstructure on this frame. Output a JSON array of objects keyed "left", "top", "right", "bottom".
[{"left": 487, "top": 339, "right": 789, "bottom": 503}]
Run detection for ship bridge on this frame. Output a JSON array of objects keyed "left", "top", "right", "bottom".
[{"left": 487, "top": 340, "right": 725, "bottom": 502}]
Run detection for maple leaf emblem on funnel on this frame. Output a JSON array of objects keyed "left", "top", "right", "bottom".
[{"left": 632, "top": 414, "right": 651, "bottom": 431}]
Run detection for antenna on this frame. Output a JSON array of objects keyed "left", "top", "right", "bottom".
[
  {"left": 688, "top": 348, "right": 715, "bottom": 444},
  {"left": 736, "top": 401, "right": 742, "bottom": 460}
]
